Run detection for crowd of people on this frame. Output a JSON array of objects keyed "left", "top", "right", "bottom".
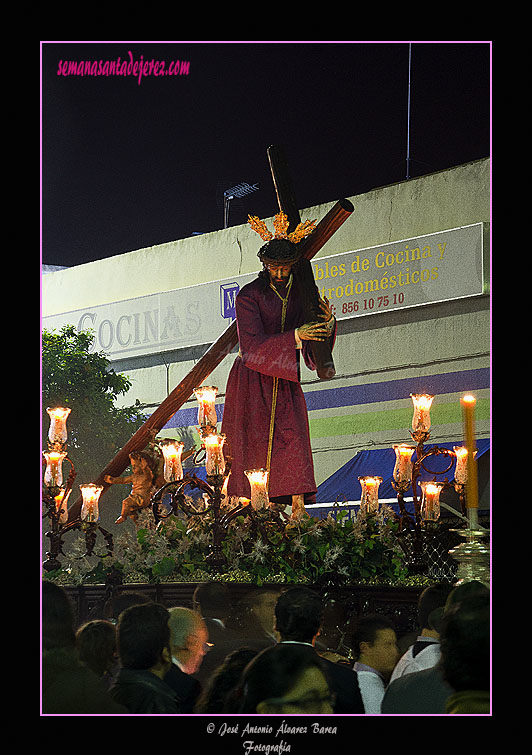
[{"left": 41, "top": 578, "right": 490, "bottom": 716}]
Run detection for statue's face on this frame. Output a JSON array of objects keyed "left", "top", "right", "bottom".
[
  {"left": 130, "top": 456, "right": 147, "bottom": 472},
  {"left": 264, "top": 262, "right": 293, "bottom": 285}
]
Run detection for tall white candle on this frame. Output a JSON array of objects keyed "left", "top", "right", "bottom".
[{"left": 460, "top": 395, "right": 479, "bottom": 510}]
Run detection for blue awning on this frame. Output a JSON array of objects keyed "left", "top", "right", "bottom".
[{"left": 313, "top": 439, "right": 490, "bottom": 515}]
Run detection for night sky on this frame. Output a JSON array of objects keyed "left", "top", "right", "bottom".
[{"left": 40, "top": 41, "right": 491, "bottom": 268}]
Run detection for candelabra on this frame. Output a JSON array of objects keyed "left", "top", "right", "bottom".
[
  {"left": 388, "top": 393, "right": 489, "bottom": 582},
  {"left": 42, "top": 408, "right": 114, "bottom": 572},
  {"left": 151, "top": 386, "right": 251, "bottom": 571},
  {"left": 151, "top": 386, "right": 290, "bottom": 570}
]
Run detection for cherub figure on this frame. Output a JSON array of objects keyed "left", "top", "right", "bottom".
[{"left": 104, "top": 452, "right": 155, "bottom": 524}]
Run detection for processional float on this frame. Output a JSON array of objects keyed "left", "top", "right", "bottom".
[{"left": 58, "top": 146, "right": 353, "bottom": 571}]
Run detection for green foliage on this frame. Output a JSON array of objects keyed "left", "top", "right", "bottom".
[
  {"left": 42, "top": 325, "right": 146, "bottom": 481},
  {"left": 42, "top": 328, "right": 426, "bottom": 589},
  {"left": 45, "top": 503, "right": 420, "bottom": 588}
]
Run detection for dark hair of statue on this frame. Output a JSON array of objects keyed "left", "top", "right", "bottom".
[{"left": 257, "top": 238, "right": 301, "bottom": 287}]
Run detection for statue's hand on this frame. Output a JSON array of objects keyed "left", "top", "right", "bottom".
[
  {"left": 297, "top": 321, "right": 331, "bottom": 342},
  {"left": 318, "top": 295, "right": 334, "bottom": 322}
]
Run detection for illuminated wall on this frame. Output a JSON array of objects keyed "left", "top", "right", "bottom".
[{"left": 42, "top": 159, "right": 490, "bottom": 490}]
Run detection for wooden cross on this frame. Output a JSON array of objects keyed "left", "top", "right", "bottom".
[{"left": 67, "top": 147, "right": 353, "bottom": 521}]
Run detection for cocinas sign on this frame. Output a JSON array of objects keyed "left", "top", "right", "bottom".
[{"left": 42, "top": 224, "right": 487, "bottom": 362}]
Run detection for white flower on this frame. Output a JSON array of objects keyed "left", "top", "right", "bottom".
[
  {"left": 337, "top": 565, "right": 350, "bottom": 579},
  {"left": 322, "top": 544, "right": 344, "bottom": 570},
  {"left": 292, "top": 535, "right": 308, "bottom": 554},
  {"left": 249, "top": 539, "right": 270, "bottom": 563}
]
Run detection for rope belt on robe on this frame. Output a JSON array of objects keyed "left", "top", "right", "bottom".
[{"left": 266, "top": 274, "right": 293, "bottom": 489}]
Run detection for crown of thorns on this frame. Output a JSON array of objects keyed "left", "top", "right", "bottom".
[{"left": 247, "top": 211, "right": 317, "bottom": 244}]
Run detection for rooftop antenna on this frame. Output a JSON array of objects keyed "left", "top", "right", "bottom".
[
  {"left": 406, "top": 43, "right": 412, "bottom": 180},
  {"left": 223, "top": 182, "right": 259, "bottom": 228}
]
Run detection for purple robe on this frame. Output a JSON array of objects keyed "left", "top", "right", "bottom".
[{"left": 221, "top": 273, "right": 335, "bottom": 501}]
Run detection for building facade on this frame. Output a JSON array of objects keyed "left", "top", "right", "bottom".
[{"left": 42, "top": 158, "right": 490, "bottom": 510}]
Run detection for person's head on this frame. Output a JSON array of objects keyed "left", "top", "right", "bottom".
[
  {"left": 103, "top": 590, "right": 151, "bottom": 624},
  {"left": 168, "top": 607, "right": 209, "bottom": 675},
  {"left": 274, "top": 587, "right": 324, "bottom": 644},
  {"left": 75, "top": 620, "right": 117, "bottom": 677},
  {"left": 238, "top": 643, "right": 334, "bottom": 714},
  {"left": 351, "top": 613, "right": 399, "bottom": 678},
  {"left": 258, "top": 238, "right": 301, "bottom": 286},
  {"left": 445, "top": 580, "right": 489, "bottom": 612},
  {"left": 42, "top": 580, "right": 76, "bottom": 650},
  {"left": 116, "top": 602, "right": 172, "bottom": 678},
  {"left": 429, "top": 580, "right": 489, "bottom": 636},
  {"left": 195, "top": 648, "right": 259, "bottom": 713},
  {"left": 417, "top": 582, "right": 454, "bottom": 635},
  {"left": 240, "top": 589, "right": 282, "bottom": 635},
  {"left": 192, "top": 581, "right": 231, "bottom": 620},
  {"left": 440, "top": 593, "right": 490, "bottom": 693}
]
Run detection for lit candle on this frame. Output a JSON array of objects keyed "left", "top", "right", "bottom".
[
  {"left": 420, "top": 481, "right": 443, "bottom": 521},
  {"left": 43, "top": 450, "right": 68, "bottom": 487},
  {"left": 411, "top": 394, "right": 434, "bottom": 433},
  {"left": 393, "top": 445, "right": 416, "bottom": 484},
  {"left": 80, "top": 484, "right": 104, "bottom": 522},
  {"left": 460, "top": 394, "right": 479, "bottom": 510},
  {"left": 54, "top": 488, "right": 71, "bottom": 523},
  {"left": 47, "top": 407, "right": 71, "bottom": 445},
  {"left": 245, "top": 469, "right": 269, "bottom": 510},
  {"left": 453, "top": 446, "right": 469, "bottom": 485},
  {"left": 194, "top": 386, "right": 218, "bottom": 429},
  {"left": 359, "top": 476, "right": 382, "bottom": 514},
  {"left": 204, "top": 434, "right": 226, "bottom": 476},
  {"left": 161, "top": 441, "right": 184, "bottom": 482}
]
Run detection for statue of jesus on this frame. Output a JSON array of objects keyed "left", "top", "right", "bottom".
[{"left": 221, "top": 215, "right": 336, "bottom": 520}]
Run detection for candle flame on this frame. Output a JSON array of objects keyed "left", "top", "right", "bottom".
[
  {"left": 359, "top": 476, "right": 382, "bottom": 486},
  {"left": 47, "top": 451, "right": 65, "bottom": 461},
  {"left": 245, "top": 469, "right": 268, "bottom": 484},
  {"left": 48, "top": 407, "right": 71, "bottom": 419},
  {"left": 161, "top": 442, "right": 184, "bottom": 459},
  {"left": 397, "top": 445, "right": 415, "bottom": 456},
  {"left": 462, "top": 394, "right": 476, "bottom": 404},
  {"left": 411, "top": 394, "right": 434, "bottom": 409},
  {"left": 80, "top": 484, "right": 103, "bottom": 502},
  {"left": 194, "top": 386, "right": 218, "bottom": 401}
]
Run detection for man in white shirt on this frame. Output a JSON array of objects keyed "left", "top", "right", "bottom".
[
  {"left": 389, "top": 582, "right": 453, "bottom": 684},
  {"left": 351, "top": 614, "right": 400, "bottom": 714}
]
